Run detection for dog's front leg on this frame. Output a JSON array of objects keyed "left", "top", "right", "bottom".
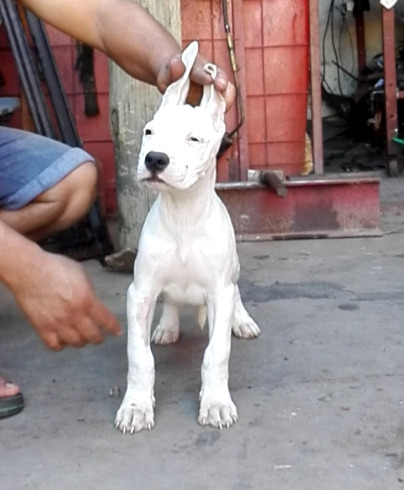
[
  {"left": 115, "top": 282, "right": 157, "bottom": 434},
  {"left": 199, "top": 284, "right": 238, "bottom": 429}
]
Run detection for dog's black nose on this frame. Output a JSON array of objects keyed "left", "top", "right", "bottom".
[{"left": 144, "top": 151, "right": 169, "bottom": 173}]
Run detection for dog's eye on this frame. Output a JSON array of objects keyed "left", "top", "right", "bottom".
[
  {"left": 189, "top": 136, "right": 201, "bottom": 143},
  {"left": 144, "top": 128, "right": 152, "bottom": 136}
]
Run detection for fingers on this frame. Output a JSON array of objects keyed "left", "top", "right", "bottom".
[
  {"left": 190, "top": 55, "right": 228, "bottom": 90},
  {"left": 57, "top": 327, "right": 86, "bottom": 348},
  {"left": 156, "top": 54, "right": 184, "bottom": 94},
  {"left": 189, "top": 64, "right": 236, "bottom": 111},
  {"left": 221, "top": 81, "right": 236, "bottom": 113},
  {"left": 14, "top": 252, "right": 122, "bottom": 351},
  {"left": 72, "top": 316, "right": 104, "bottom": 345},
  {"left": 164, "top": 55, "right": 236, "bottom": 112},
  {"left": 214, "top": 68, "right": 236, "bottom": 111},
  {"left": 213, "top": 68, "right": 228, "bottom": 92},
  {"left": 89, "top": 300, "right": 122, "bottom": 337},
  {"left": 169, "top": 54, "right": 186, "bottom": 87},
  {"left": 38, "top": 304, "right": 122, "bottom": 351},
  {"left": 40, "top": 327, "right": 84, "bottom": 351},
  {"left": 40, "top": 330, "right": 64, "bottom": 351}
]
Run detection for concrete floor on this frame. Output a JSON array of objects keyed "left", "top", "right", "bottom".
[{"left": 1, "top": 176, "right": 404, "bottom": 490}]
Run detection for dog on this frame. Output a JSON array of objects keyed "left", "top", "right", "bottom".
[{"left": 115, "top": 42, "right": 260, "bottom": 434}]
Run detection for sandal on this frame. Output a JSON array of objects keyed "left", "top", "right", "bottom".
[
  {"left": 0, "top": 392, "right": 24, "bottom": 419},
  {"left": 0, "top": 377, "right": 24, "bottom": 419}
]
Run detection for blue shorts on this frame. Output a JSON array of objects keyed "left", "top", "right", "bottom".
[{"left": 0, "top": 127, "right": 94, "bottom": 210}]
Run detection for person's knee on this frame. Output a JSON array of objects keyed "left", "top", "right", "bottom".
[
  {"left": 65, "top": 161, "right": 98, "bottom": 219},
  {"left": 72, "top": 161, "right": 98, "bottom": 209},
  {"left": 0, "top": 161, "right": 99, "bottom": 240}
]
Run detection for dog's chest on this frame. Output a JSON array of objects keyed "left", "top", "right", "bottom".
[
  {"left": 140, "top": 196, "right": 237, "bottom": 307},
  {"left": 162, "top": 281, "right": 206, "bottom": 306},
  {"left": 161, "top": 239, "right": 209, "bottom": 306}
]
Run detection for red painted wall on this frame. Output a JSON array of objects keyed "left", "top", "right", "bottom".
[
  {"left": 0, "top": 1, "right": 309, "bottom": 214},
  {"left": 181, "top": 0, "right": 310, "bottom": 179}
]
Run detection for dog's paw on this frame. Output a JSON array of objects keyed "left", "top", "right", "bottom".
[
  {"left": 198, "top": 392, "right": 238, "bottom": 429},
  {"left": 232, "top": 315, "right": 261, "bottom": 339},
  {"left": 152, "top": 325, "right": 180, "bottom": 345},
  {"left": 115, "top": 393, "right": 155, "bottom": 434}
]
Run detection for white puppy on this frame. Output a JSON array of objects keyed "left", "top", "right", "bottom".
[{"left": 115, "top": 42, "right": 260, "bottom": 434}]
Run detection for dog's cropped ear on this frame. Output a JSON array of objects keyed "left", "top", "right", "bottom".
[
  {"left": 200, "top": 64, "right": 226, "bottom": 132},
  {"left": 159, "top": 41, "right": 199, "bottom": 110}
]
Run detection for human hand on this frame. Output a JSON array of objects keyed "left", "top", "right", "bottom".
[
  {"left": 156, "top": 52, "right": 236, "bottom": 112},
  {"left": 11, "top": 251, "right": 122, "bottom": 351}
]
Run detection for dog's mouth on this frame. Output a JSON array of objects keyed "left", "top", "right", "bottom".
[
  {"left": 143, "top": 176, "right": 165, "bottom": 183},
  {"left": 141, "top": 172, "right": 167, "bottom": 185}
]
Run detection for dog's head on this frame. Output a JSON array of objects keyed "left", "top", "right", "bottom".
[{"left": 137, "top": 42, "right": 226, "bottom": 191}]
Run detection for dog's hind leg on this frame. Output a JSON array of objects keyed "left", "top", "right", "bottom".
[
  {"left": 152, "top": 301, "right": 180, "bottom": 345},
  {"left": 232, "top": 285, "right": 261, "bottom": 339}
]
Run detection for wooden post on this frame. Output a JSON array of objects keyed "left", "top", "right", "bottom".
[
  {"left": 309, "top": 0, "right": 324, "bottom": 174},
  {"left": 109, "top": 0, "right": 181, "bottom": 250}
]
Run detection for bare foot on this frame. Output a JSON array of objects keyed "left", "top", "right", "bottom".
[{"left": 0, "top": 376, "right": 20, "bottom": 398}]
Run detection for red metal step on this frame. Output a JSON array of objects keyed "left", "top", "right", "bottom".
[{"left": 217, "top": 174, "right": 381, "bottom": 240}]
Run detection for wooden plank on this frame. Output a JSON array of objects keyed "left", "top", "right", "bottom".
[
  {"left": 109, "top": 0, "right": 181, "bottom": 250},
  {"left": 232, "top": 0, "right": 249, "bottom": 181},
  {"left": 309, "top": 0, "right": 324, "bottom": 174},
  {"left": 382, "top": 6, "right": 398, "bottom": 156}
]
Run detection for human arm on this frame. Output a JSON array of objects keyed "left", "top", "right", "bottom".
[
  {"left": 0, "top": 220, "right": 122, "bottom": 351},
  {"left": 18, "top": 0, "right": 235, "bottom": 108}
]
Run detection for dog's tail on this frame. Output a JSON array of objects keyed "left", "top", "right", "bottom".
[{"left": 197, "top": 306, "right": 207, "bottom": 330}]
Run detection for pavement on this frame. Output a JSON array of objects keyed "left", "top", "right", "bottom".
[{"left": 1, "top": 175, "right": 404, "bottom": 490}]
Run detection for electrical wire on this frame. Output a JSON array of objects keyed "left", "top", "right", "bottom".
[
  {"left": 330, "top": 1, "right": 343, "bottom": 96},
  {"left": 321, "top": 0, "right": 353, "bottom": 120},
  {"left": 321, "top": 0, "right": 334, "bottom": 83},
  {"left": 221, "top": 0, "right": 244, "bottom": 138},
  {"left": 339, "top": 9, "right": 355, "bottom": 82}
]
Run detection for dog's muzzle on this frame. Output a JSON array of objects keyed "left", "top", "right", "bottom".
[{"left": 145, "top": 151, "right": 170, "bottom": 174}]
